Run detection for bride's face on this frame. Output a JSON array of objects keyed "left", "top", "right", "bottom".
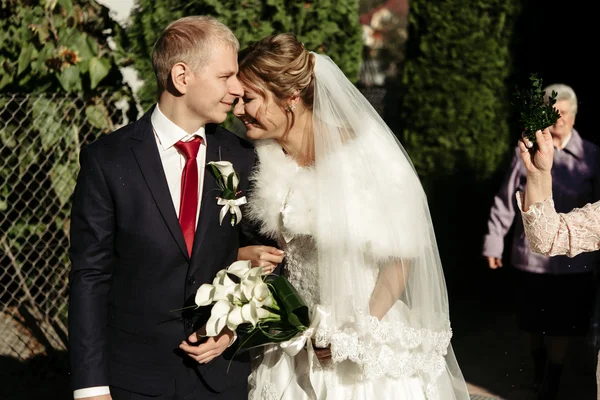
[{"left": 233, "top": 87, "right": 289, "bottom": 140}]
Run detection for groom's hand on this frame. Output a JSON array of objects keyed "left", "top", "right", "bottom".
[{"left": 179, "top": 326, "right": 234, "bottom": 364}]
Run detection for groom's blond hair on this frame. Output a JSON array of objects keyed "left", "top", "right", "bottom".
[{"left": 152, "top": 16, "right": 239, "bottom": 93}]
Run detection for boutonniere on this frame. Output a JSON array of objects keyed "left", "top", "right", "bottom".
[{"left": 207, "top": 161, "right": 247, "bottom": 226}]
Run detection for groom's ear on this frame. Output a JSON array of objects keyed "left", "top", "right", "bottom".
[{"left": 170, "top": 62, "right": 190, "bottom": 95}]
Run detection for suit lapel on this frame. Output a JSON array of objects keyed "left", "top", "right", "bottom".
[
  {"left": 130, "top": 110, "right": 189, "bottom": 260},
  {"left": 191, "top": 125, "right": 222, "bottom": 256}
]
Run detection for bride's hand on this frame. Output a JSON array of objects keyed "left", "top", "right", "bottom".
[
  {"left": 312, "top": 339, "right": 332, "bottom": 362},
  {"left": 238, "top": 245, "right": 284, "bottom": 275}
]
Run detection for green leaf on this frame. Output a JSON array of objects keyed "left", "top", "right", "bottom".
[
  {"left": 36, "top": 24, "right": 50, "bottom": 42},
  {"left": 31, "top": 98, "right": 68, "bottom": 151},
  {"left": 226, "top": 172, "right": 235, "bottom": 190},
  {"left": 49, "top": 161, "right": 77, "bottom": 206},
  {"left": 268, "top": 275, "right": 310, "bottom": 330},
  {"left": 0, "top": 185, "right": 8, "bottom": 212},
  {"left": 0, "top": 62, "right": 13, "bottom": 90},
  {"left": 221, "top": 188, "right": 235, "bottom": 199},
  {"left": 88, "top": 57, "right": 110, "bottom": 89},
  {"left": 57, "top": 65, "right": 82, "bottom": 92},
  {"left": 17, "top": 44, "right": 37, "bottom": 76},
  {"left": 86, "top": 35, "right": 99, "bottom": 57},
  {"left": 18, "top": 145, "right": 39, "bottom": 178},
  {"left": 0, "top": 124, "right": 18, "bottom": 148},
  {"left": 513, "top": 73, "right": 561, "bottom": 144},
  {"left": 85, "top": 104, "right": 110, "bottom": 130},
  {"left": 209, "top": 164, "right": 223, "bottom": 181},
  {"left": 57, "top": 0, "right": 73, "bottom": 15}
]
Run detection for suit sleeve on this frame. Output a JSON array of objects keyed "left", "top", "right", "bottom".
[
  {"left": 482, "top": 148, "right": 521, "bottom": 258},
  {"left": 68, "top": 146, "right": 115, "bottom": 390},
  {"left": 238, "top": 151, "right": 277, "bottom": 248}
]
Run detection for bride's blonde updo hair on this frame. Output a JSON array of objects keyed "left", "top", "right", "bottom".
[{"left": 238, "top": 33, "right": 315, "bottom": 132}]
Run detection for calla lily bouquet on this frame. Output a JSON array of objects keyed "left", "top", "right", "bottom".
[
  {"left": 195, "top": 260, "right": 310, "bottom": 352},
  {"left": 207, "top": 161, "right": 246, "bottom": 226}
]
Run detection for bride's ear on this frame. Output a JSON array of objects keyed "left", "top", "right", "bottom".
[{"left": 287, "top": 95, "right": 300, "bottom": 110}]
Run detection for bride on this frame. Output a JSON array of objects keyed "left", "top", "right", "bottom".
[{"left": 235, "top": 33, "right": 469, "bottom": 400}]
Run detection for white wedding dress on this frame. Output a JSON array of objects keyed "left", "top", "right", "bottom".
[{"left": 246, "top": 140, "right": 469, "bottom": 400}]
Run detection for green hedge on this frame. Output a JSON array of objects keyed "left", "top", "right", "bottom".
[
  {"left": 390, "top": 0, "right": 520, "bottom": 190},
  {"left": 382, "top": 1, "right": 522, "bottom": 285}
]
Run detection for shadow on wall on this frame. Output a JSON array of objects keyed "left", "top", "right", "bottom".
[{"left": 0, "top": 351, "right": 70, "bottom": 400}]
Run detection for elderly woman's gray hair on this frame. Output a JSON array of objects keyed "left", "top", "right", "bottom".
[{"left": 543, "top": 83, "right": 578, "bottom": 116}]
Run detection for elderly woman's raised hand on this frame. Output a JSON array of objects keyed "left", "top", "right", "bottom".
[{"left": 518, "top": 128, "right": 554, "bottom": 176}]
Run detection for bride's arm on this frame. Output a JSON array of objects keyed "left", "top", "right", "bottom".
[
  {"left": 237, "top": 245, "right": 284, "bottom": 274},
  {"left": 369, "top": 260, "right": 409, "bottom": 320}
]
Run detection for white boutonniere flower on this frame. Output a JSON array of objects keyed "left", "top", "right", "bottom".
[{"left": 207, "top": 161, "right": 247, "bottom": 226}]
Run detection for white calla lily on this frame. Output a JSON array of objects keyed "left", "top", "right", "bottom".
[
  {"left": 195, "top": 284, "right": 216, "bottom": 307},
  {"left": 226, "top": 305, "right": 245, "bottom": 331},
  {"left": 246, "top": 265, "right": 263, "bottom": 279},
  {"left": 241, "top": 275, "right": 260, "bottom": 301},
  {"left": 213, "top": 269, "right": 235, "bottom": 286},
  {"left": 207, "top": 161, "right": 239, "bottom": 188},
  {"left": 251, "top": 281, "right": 273, "bottom": 307},
  {"left": 227, "top": 260, "right": 252, "bottom": 278},
  {"left": 241, "top": 302, "right": 259, "bottom": 326},
  {"left": 213, "top": 284, "right": 237, "bottom": 302},
  {"left": 256, "top": 307, "right": 271, "bottom": 320},
  {"left": 205, "top": 299, "right": 233, "bottom": 336}
]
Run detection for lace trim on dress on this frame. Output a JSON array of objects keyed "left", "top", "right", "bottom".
[
  {"left": 248, "top": 381, "right": 279, "bottom": 400},
  {"left": 314, "top": 311, "right": 451, "bottom": 399}
]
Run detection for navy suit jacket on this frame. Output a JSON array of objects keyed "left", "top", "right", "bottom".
[{"left": 68, "top": 107, "right": 260, "bottom": 395}]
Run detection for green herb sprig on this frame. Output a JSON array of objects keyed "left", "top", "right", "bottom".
[{"left": 513, "top": 73, "right": 560, "bottom": 144}]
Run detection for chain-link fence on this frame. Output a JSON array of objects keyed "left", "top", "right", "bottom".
[{"left": 0, "top": 91, "right": 132, "bottom": 398}]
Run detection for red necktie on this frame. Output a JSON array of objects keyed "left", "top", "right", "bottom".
[{"left": 174, "top": 137, "right": 202, "bottom": 256}]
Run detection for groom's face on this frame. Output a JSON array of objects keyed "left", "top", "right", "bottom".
[{"left": 185, "top": 42, "right": 243, "bottom": 125}]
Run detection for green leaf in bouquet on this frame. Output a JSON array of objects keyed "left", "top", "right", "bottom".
[
  {"left": 234, "top": 322, "right": 300, "bottom": 353},
  {"left": 268, "top": 275, "right": 310, "bottom": 330},
  {"left": 513, "top": 73, "right": 560, "bottom": 145}
]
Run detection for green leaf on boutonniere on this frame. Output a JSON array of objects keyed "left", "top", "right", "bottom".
[
  {"left": 226, "top": 172, "right": 235, "bottom": 190},
  {"left": 208, "top": 164, "right": 220, "bottom": 179},
  {"left": 513, "top": 73, "right": 561, "bottom": 144},
  {"left": 222, "top": 188, "right": 235, "bottom": 199}
]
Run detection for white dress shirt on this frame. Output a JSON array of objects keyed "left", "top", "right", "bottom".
[{"left": 73, "top": 105, "right": 207, "bottom": 399}]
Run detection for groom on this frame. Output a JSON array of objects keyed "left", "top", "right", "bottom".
[{"left": 68, "top": 16, "right": 259, "bottom": 400}]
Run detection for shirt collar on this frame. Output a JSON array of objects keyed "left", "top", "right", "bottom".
[
  {"left": 561, "top": 129, "right": 585, "bottom": 159},
  {"left": 151, "top": 104, "right": 206, "bottom": 150},
  {"left": 560, "top": 133, "right": 572, "bottom": 149}
]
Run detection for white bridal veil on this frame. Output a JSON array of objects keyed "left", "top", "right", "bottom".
[{"left": 309, "top": 52, "right": 469, "bottom": 399}]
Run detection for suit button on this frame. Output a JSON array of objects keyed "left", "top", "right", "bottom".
[
  {"left": 187, "top": 276, "right": 196, "bottom": 286},
  {"left": 185, "top": 319, "right": 193, "bottom": 328}
]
